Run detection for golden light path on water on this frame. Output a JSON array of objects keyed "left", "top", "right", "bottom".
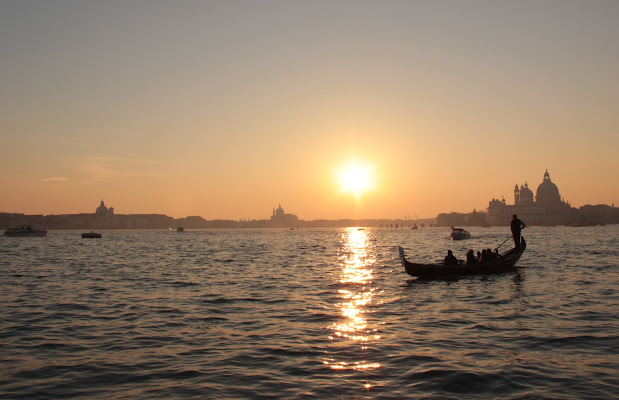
[{"left": 324, "top": 228, "right": 381, "bottom": 382}]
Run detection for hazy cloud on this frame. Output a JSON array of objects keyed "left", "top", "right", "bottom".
[
  {"left": 84, "top": 154, "right": 165, "bottom": 182},
  {"left": 39, "top": 177, "right": 70, "bottom": 182}
]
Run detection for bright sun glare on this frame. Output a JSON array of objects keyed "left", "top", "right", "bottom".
[{"left": 337, "top": 162, "right": 374, "bottom": 197}]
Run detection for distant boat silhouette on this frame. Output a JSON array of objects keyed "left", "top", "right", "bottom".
[
  {"left": 4, "top": 225, "right": 47, "bottom": 237},
  {"left": 82, "top": 231, "right": 102, "bottom": 239}
]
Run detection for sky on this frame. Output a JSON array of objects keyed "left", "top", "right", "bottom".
[{"left": 1, "top": 0, "right": 617, "bottom": 220}]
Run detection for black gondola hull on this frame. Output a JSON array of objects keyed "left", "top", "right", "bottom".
[{"left": 398, "top": 238, "right": 526, "bottom": 279}]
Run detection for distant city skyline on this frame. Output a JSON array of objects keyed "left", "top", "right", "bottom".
[
  {"left": 1, "top": 1, "right": 617, "bottom": 220},
  {"left": 3, "top": 168, "right": 616, "bottom": 224}
]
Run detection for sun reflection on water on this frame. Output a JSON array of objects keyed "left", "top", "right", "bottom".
[{"left": 324, "top": 228, "right": 381, "bottom": 373}]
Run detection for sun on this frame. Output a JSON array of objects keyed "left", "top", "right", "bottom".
[{"left": 337, "top": 162, "right": 374, "bottom": 197}]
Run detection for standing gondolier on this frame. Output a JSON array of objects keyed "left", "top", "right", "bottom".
[{"left": 511, "top": 215, "right": 526, "bottom": 250}]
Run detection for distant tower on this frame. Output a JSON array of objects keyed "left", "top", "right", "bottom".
[{"left": 514, "top": 184, "right": 520, "bottom": 205}]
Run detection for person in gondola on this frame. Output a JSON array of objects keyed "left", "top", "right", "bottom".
[
  {"left": 444, "top": 250, "right": 459, "bottom": 265},
  {"left": 510, "top": 214, "right": 526, "bottom": 250},
  {"left": 479, "top": 249, "right": 488, "bottom": 263},
  {"left": 466, "top": 249, "right": 477, "bottom": 264}
]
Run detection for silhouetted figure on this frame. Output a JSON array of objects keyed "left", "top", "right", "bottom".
[
  {"left": 511, "top": 214, "right": 526, "bottom": 250},
  {"left": 444, "top": 250, "right": 459, "bottom": 265},
  {"left": 477, "top": 251, "right": 482, "bottom": 263},
  {"left": 480, "top": 249, "right": 488, "bottom": 263},
  {"left": 486, "top": 248, "right": 496, "bottom": 261},
  {"left": 466, "top": 249, "right": 477, "bottom": 265}
]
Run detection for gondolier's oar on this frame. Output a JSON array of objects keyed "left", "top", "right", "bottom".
[{"left": 495, "top": 235, "right": 513, "bottom": 251}]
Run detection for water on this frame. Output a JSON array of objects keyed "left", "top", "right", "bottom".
[{"left": 1, "top": 226, "right": 617, "bottom": 399}]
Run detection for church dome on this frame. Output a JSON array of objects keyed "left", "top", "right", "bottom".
[
  {"left": 519, "top": 183, "right": 534, "bottom": 204},
  {"left": 96, "top": 200, "right": 109, "bottom": 215},
  {"left": 536, "top": 170, "right": 560, "bottom": 206}
]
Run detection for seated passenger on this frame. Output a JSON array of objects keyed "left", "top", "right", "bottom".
[
  {"left": 466, "top": 249, "right": 477, "bottom": 265},
  {"left": 444, "top": 250, "right": 459, "bottom": 265},
  {"left": 479, "top": 249, "right": 489, "bottom": 263}
]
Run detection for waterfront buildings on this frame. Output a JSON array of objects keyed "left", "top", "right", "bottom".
[{"left": 487, "top": 170, "right": 572, "bottom": 226}]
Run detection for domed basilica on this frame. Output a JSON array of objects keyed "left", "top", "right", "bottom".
[
  {"left": 270, "top": 204, "right": 299, "bottom": 227},
  {"left": 487, "top": 170, "right": 571, "bottom": 226},
  {"left": 96, "top": 199, "right": 114, "bottom": 216}
]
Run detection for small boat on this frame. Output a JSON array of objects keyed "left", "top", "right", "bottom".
[
  {"left": 450, "top": 227, "right": 471, "bottom": 240},
  {"left": 398, "top": 237, "right": 526, "bottom": 279},
  {"left": 4, "top": 224, "right": 48, "bottom": 237},
  {"left": 81, "top": 231, "right": 102, "bottom": 238},
  {"left": 566, "top": 222, "right": 597, "bottom": 227},
  {"left": 177, "top": 227, "right": 185, "bottom": 232}
]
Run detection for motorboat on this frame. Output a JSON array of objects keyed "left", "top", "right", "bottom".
[
  {"left": 450, "top": 227, "right": 471, "bottom": 240},
  {"left": 81, "top": 231, "right": 102, "bottom": 238},
  {"left": 4, "top": 225, "right": 48, "bottom": 237}
]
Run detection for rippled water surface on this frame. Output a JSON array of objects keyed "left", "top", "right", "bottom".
[{"left": 1, "top": 226, "right": 617, "bottom": 399}]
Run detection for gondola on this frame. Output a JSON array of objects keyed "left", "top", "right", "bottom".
[{"left": 398, "top": 237, "right": 526, "bottom": 279}]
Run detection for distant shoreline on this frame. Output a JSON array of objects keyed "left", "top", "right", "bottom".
[
  {"left": 0, "top": 211, "right": 436, "bottom": 230},
  {"left": 2, "top": 204, "right": 617, "bottom": 230}
]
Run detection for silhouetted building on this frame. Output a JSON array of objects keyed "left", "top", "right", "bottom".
[
  {"left": 436, "top": 209, "right": 487, "bottom": 227},
  {"left": 487, "top": 170, "right": 572, "bottom": 226},
  {"left": 95, "top": 199, "right": 117, "bottom": 228},
  {"left": 270, "top": 204, "right": 299, "bottom": 227},
  {"left": 96, "top": 199, "right": 114, "bottom": 216}
]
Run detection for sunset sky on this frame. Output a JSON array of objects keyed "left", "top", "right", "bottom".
[{"left": 1, "top": 1, "right": 617, "bottom": 220}]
